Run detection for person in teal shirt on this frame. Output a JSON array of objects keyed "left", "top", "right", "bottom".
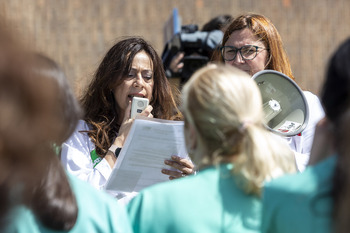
[
  {"left": 6, "top": 173, "right": 132, "bottom": 233},
  {"left": 261, "top": 38, "right": 350, "bottom": 233},
  {"left": 127, "top": 64, "right": 296, "bottom": 233},
  {"left": 261, "top": 155, "right": 336, "bottom": 233},
  {"left": 0, "top": 29, "right": 132, "bottom": 233}
]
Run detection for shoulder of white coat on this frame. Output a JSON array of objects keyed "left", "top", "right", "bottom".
[
  {"left": 302, "top": 90, "right": 318, "bottom": 101},
  {"left": 302, "top": 91, "right": 322, "bottom": 107},
  {"left": 303, "top": 91, "right": 325, "bottom": 119},
  {"left": 76, "top": 119, "right": 91, "bottom": 131},
  {"left": 62, "top": 120, "right": 92, "bottom": 148}
]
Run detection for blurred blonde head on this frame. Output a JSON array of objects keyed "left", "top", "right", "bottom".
[{"left": 182, "top": 64, "right": 296, "bottom": 195}]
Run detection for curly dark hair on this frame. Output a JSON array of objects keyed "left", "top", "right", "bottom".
[{"left": 81, "top": 37, "right": 182, "bottom": 156}]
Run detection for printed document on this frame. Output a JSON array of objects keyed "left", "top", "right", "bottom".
[{"left": 104, "top": 117, "right": 189, "bottom": 194}]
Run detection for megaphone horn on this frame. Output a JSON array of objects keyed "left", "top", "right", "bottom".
[{"left": 252, "top": 70, "right": 309, "bottom": 137}]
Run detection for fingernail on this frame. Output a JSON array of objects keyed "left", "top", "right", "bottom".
[
  {"left": 164, "top": 160, "right": 170, "bottom": 165},
  {"left": 171, "top": 155, "right": 177, "bottom": 160}
]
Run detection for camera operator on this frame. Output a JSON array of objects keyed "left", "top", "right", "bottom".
[{"left": 162, "top": 15, "right": 232, "bottom": 86}]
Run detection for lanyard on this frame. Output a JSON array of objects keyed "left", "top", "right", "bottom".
[{"left": 90, "top": 149, "right": 102, "bottom": 168}]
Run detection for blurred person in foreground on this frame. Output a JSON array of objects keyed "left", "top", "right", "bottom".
[
  {"left": 261, "top": 38, "right": 350, "bottom": 233},
  {"left": 127, "top": 64, "right": 296, "bottom": 233},
  {"left": 0, "top": 22, "right": 132, "bottom": 232},
  {"left": 216, "top": 13, "right": 325, "bottom": 172}
]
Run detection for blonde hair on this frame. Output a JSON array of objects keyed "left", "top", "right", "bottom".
[{"left": 182, "top": 64, "right": 296, "bottom": 195}]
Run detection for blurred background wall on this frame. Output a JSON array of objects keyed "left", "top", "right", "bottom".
[{"left": 1, "top": 0, "right": 349, "bottom": 96}]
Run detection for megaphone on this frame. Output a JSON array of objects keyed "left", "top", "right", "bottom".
[{"left": 252, "top": 70, "right": 309, "bottom": 137}]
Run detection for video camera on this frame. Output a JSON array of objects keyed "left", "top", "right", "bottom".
[{"left": 162, "top": 24, "right": 223, "bottom": 84}]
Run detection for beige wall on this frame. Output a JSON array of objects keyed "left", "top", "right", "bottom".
[{"left": 2, "top": 0, "right": 350, "bottom": 96}]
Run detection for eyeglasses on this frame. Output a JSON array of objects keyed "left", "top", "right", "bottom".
[{"left": 220, "top": 45, "right": 267, "bottom": 61}]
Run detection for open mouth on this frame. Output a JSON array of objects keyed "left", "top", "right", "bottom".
[{"left": 128, "top": 94, "right": 145, "bottom": 100}]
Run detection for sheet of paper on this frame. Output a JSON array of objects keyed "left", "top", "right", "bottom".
[{"left": 104, "top": 117, "right": 189, "bottom": 194}]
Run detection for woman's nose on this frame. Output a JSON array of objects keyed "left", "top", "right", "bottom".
[
  {"left": 133, "top": 73, "right": 144, "bottom": 87},
  {"left": 233, "top": 52, "right": 245, "bottom": 64}
]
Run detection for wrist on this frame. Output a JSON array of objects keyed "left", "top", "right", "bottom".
[{"left": 108, "top": 145, "right": 122, "bottom": 158}]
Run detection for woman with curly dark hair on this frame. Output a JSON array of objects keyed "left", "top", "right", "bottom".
[{"left": 61, "top": 37, "right": 194, "bottom": 202}]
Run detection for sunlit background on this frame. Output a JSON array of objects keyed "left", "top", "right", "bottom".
[{"left": 2, "top": 0, "right": 349, "bottom": 96}]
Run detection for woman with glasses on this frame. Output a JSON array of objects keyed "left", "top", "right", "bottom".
[{"left": 216, "top": 13, "right": 325, "bottom": 172}]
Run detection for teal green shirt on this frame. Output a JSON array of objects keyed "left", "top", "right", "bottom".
[
  {"left": 261, "top": 155, "right": 336, "bottom": 233},
  {"left": 127, "top": 164, "right": 262, "bottom": 233},
  {"left": 5, "top": 173, "right": 132, "bottom": 233}
]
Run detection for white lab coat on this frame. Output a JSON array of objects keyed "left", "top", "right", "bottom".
[
  {"left": 61, "top": 120, "right": 112, "bottom": 190},
  {"left": 285, "top": 91, "right": 325, "bottom": 172}
]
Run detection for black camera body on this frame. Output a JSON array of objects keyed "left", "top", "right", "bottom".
[{"left": 162, "top": 25, "right": 223, "bottom": 84}]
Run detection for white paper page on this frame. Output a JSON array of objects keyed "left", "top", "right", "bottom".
[{"left": 104, "top": 117, "right": 189, "bottom": 193}]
